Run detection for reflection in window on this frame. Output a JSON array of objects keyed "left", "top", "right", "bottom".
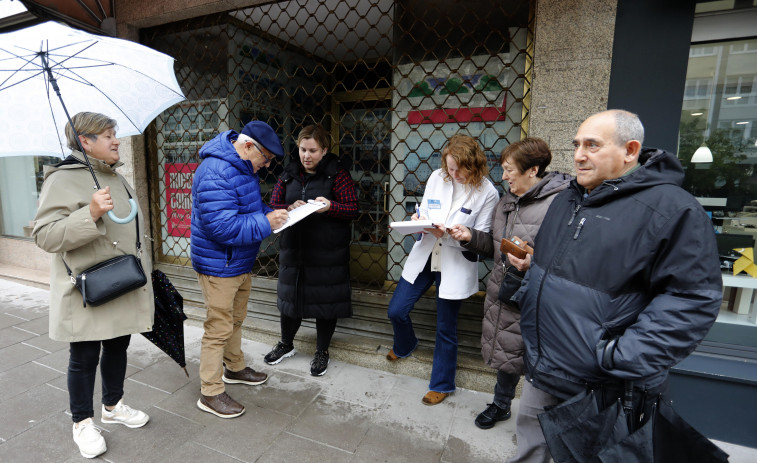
[
  {"left": 0, "top": 156, "right": 61, "bottom": 238},
  {"left": 678, "top": 38, "right": 757, "bottom": 209}
]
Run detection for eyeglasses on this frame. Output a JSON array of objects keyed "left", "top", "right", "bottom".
[{"left": 251, "top": 141, "right": 276, "bottom": 163}]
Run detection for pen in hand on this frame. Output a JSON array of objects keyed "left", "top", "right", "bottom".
[{"left": 415, "top": 204, "right": 420, "bottom": 220}]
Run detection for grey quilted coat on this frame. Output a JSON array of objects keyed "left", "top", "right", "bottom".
[{"left": 464, "top": 172, "right": 571, "bottom": 374}]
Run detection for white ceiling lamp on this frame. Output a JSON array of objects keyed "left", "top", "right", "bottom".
[{"left": 691, "top": 142, "right": 713, "bottom": 163}]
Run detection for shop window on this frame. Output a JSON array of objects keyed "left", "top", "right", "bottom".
[
  {"left": 678, "top": 20, "right": 757, "bottom": 330},
  {"left": 0, "top": 156, "right": 60, "bottom": 238}
]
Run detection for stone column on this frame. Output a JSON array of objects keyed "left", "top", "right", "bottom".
[{"left": 528, "top": 0, "right": 619, "bottom": 173}]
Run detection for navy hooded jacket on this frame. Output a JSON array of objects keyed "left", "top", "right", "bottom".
[
  {"left": 514, "top": 148, "right": 722, "bottom": 400},
  {"left": 190, "top": 130, "right": 273, "bottom": 277}
]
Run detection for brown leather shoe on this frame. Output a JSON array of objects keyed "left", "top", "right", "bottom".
[
  {"left": 222, "top": 367, "right": 268, "bottom": 386},
  {"left": 386, "top": 349, "right": 400, "bottom": 361},
  {"left": 422, "top": 391, "right": 449, "bottom": 406},
  {"left": 197, "top": 392, "right": 245, "bottom": 418}
]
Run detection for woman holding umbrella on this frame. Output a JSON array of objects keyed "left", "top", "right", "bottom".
[{"left": 33, "top": 112, "right": 154, "bottom": 459}]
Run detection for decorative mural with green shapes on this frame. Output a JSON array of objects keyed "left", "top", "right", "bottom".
[
  {"left": 475, "top": 75, "right": 503, "bottom": 91},
  {"left": 408, "top": 81, "right": 434, "bottom": 97},
  {"left": 409, "top": 74, "right": 502, "bottom": 97}
]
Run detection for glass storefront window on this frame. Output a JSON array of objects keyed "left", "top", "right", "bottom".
[
  {"left": 678, "top": 31, "right": 757, "bottom": 329},
  {"left": 0, "top": 156, "right": 60, "bottom": 238}
]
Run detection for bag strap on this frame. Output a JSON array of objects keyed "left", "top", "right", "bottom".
[{"left": 61, "top": 181, "right": 141, "bottom": 279}]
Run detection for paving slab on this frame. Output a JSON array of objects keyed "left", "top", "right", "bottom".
[
  {"left": 127, "top": 357, "right": 194, "bottom": 394},
  {"left": 0, "top": 325, "right": 35, "bottom": 349},
  {"left": 257, "top": 431, "right": 354, "bottom": 463},
  {"left": 0, "top": 383, "right": 68, "bottom": 441},
  {"left": 0, "top": 412, "right": 89, "bottom": 463},
  {"left": 96, "top": 407, "right": 205, "bottom": 462},
  {"left": 163, "top": 441, "right": 250, "bottom": 463},
  {"left": 352, "top": 425, "right": 446, "bottom": 463},
  {"left": 13, "top": 314, "right": 50, "bottom": 336},
  {"left": 0, "top": 341, "right": 48, "bottom": 372},
  {"left": 0, "top": 360, "right": 64, "bottom": 403},
  {"left": 288, "top": 394, "right": 374, "bottom": 453},
  {"left": 21, "top": 332, "right": 67, "bottom": 353},
  {"left": 227, "top": 370, "right": 323, "bottom": 417},
  {"left": 191, "top": 403, "right": 294, "bottom": 462}
]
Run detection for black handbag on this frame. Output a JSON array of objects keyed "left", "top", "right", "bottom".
[
  {"left": 498, "top": 206, "right": 526, "bottom": 303},
  {"left": 498, "top": 264, "right": 526, "bottom": 303},
  {"left": 62, "top": 189, "right": 147, "bottom": 307}
]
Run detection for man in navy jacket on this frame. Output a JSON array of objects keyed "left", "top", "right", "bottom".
[
  {"left": 191, "top": 120, "right": 288, "bottom": 418},
  {"left": 507, "top": 110, "right": 722, "bottom": 462}
]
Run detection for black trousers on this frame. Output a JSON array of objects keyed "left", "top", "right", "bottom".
[
  {"left": 68, "top": 334, "right": 130, "bottom": 423},
  {"left": 280, "top": 314, "right": 337, "bottom": 351}
]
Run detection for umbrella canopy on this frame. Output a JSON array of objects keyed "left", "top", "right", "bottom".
[
  {"left": 142, "top": 269, "right": 188, "bottom": 376},
  {"left": 0, "top": 21, "right": 185, "bottom": 159}
]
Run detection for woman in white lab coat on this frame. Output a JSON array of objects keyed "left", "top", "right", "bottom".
[{"left": 387, "top": 133, "right": 499, "bottom": 405}]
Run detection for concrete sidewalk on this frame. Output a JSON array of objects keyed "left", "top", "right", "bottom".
[{"left": 0, "top": 278, "right": 753, "bottom": 462}]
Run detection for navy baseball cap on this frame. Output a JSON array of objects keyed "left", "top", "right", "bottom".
[{"left": 241, "top": 121, "right": 285, "bottom": 158}]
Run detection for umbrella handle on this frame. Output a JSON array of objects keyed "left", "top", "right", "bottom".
[{"left": 107, "top": 198, "right": 138, "bottom": 224}]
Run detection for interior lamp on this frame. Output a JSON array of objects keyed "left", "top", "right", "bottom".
[{"left": 691, "top": 142, "right": 713, "bottom": 163}]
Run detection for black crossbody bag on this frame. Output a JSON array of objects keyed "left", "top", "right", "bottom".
[
  {"left": 62, "top": 190, "right": 147, "bottom": 307},
  {"left": 497, "top": 207, "right": 527, "bottom": 304}
]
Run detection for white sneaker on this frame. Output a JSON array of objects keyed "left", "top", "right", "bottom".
[
  {"left": 72, "top": 418, "right": 106, "bottom": 459},
  {"left": 101, "top": 399, "right": 150, "bottom": 428}
]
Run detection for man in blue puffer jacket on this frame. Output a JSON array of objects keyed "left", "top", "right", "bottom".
[
  {"left": 507, "top": 110, "right": 722, "bottom": 462},
  {"left": 191, "top": 120, "right": 288, "bottom": 419}
]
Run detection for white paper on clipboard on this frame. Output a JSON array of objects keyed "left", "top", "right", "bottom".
[
  {"left": 273, "top": 200, "right": 327, "bottom": 233},
  {"left": 389, "top": 220, "right": 437, "bottom": 235}
]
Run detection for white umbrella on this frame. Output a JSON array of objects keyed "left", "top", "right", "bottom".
[{"left": 0, "top": 21, "right": 186, "bottom": 223}]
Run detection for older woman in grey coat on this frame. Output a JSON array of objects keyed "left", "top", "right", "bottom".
[
  {"left": 449, "top": 138, "right": 571, "bottom": 429},
  {"left": 33, "top": 112, "right": 154, "bottom": 459}
]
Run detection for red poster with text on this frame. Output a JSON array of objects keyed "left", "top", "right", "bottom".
[{"left": 165, "top": 163, "right": 198, "bottom": 237}]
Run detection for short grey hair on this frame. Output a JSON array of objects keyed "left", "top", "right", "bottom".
[{"left": 609, "top": 109, "right": 644, "bottom": 146}]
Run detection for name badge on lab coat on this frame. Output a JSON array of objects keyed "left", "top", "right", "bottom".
[{"left": 428, "top": 199, "right": 441, "bottom": 209}]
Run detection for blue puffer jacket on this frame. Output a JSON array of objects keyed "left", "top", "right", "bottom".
[
  {"left": 191, "top": 130, "right": 272, "bottom": 277},
  {"left": 514, "top": 148, "right": 722, "bottom": 400}
]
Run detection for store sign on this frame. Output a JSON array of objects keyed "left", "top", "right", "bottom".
[
  {"left": 407, "top": 74, "right": 507, "bottom": 124},
  {"left": 165, "top": 163, "right": 198, "bottom": 237}
]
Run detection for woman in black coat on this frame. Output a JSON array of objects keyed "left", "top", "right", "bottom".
[{"left": 264, "top": 125, "right": 359, "bottom": 376}]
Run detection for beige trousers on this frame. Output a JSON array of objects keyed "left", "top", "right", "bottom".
[{"left": 197, "top": 273, "right": 251, "bottom": 396}]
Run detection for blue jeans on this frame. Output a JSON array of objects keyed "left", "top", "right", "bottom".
[{"left": 387, "top": 259, "right": 462, "bottom": 393}]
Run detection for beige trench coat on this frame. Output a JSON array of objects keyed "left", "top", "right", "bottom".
[{"left": 33, "top": 151, "right": 154, "bottom": 342}]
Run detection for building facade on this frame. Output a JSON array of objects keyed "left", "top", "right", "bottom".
[{"left": 1, "top": 0, "right": 755, "bottom": 446}]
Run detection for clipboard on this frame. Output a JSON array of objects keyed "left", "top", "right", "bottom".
[
  {"left": 389, "top": 220, "right": 438, "bottom": 235},
  {"left": 273, "top": 200, "right": 327, "bottom": 234}
]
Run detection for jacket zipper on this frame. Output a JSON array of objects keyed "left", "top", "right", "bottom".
[
  {"left": 573, "top": 218, "right": 586, "bottom": 239},
  {"left": 567, "top": 204, "right": 581, "bottom": 226},
  {"left": 533, "top": 201, "right": 583, "bottom": 374},
  {"left": 532, "top": 266, "right": 548, "bottom": 373}
]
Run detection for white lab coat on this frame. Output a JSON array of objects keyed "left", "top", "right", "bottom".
[{"left": 401, "top": 169, "right": 499, "bottom": 299}]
